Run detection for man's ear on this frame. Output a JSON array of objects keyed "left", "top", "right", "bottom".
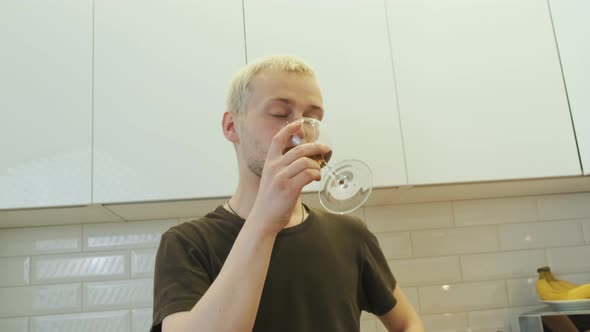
[{"left": 222, "top": 112, "right": 240, "bottom": 143}]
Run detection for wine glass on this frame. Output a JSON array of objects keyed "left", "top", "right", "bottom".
[{"left": 284, "top": 117, "right": 373, "bottom": 214}]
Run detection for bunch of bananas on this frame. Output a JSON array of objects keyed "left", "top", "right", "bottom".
[{"left": 536, "top": 266, "right": 590, "bottom": 301}]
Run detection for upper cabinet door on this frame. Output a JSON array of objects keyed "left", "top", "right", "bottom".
[
  {"left": 93, "top": 1, "right": 245, "bottom": 204},
  {"left": 0, "top": 0, "right": 93, "bottom": 209},
  {"left": 243, "top": 0, "right": 408, "bottom": 188},
  {"left": 386, "top": 0, "right": 582, "bottom": 185},
  {"left": 549, "top": 0, "right": 590, "bottom": 175}
]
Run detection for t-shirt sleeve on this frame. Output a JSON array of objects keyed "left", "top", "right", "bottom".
[
  {"left": 358, "top": 225, "right": 397, "bottom": 316},
  {"left": 150, "top": 229, "right": 212, "bottom": 332}
]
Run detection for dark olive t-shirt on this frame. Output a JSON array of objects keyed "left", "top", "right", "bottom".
[{"left": 151, "top": 205, "right": 396, "bottom": 332}]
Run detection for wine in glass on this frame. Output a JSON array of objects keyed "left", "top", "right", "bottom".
[{"left": 284, "top": 117, "right": 372, "bottom": 214}]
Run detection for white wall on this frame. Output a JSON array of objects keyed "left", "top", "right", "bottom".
[{"left": 1, "top": 192, "right": 589, "bottom": 332}]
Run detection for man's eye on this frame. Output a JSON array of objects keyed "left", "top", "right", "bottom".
[{"left": 271, "top": 114, "right": 288, "bottom": 118}]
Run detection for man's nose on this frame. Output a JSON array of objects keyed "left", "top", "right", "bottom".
[
  {"left": 293, "top": 128, "right": 307, "bottom": 144},
  {"left": 291, "top": 118, "right": 318, "bottom": 143}
]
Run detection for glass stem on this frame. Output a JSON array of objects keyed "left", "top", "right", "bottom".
[{"left": 321, "top": 158, "right": 340, "bottom": 184}]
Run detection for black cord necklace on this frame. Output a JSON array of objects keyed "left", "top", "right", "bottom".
[
  {"left": 226, "top": 201, "right": 305, "bottom": 224},
  {"left": 226, "top": 201, "right": 241, "bottom": 217}
]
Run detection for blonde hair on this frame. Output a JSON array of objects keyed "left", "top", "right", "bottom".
[{"left": 226, "top": 55, "right": 316, "bottom": 114}]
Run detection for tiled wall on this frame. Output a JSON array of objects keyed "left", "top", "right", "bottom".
[
  {"left": 361, "top": 192, "right": 590, "bottom": 332},
  {"left": 1, "top": 192, "right": 589, "bottom": 332},
  {"left": 0, "top": 220, "right": 176, "bottom": 332}
]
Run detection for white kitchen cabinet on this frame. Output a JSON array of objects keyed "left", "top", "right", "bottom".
[
  {"left": 386, "top": 0, "right": 582, "bottom": 185},
  {"left": 243, "top": 0, "right": 408, "bottom": 189},
  {"left": 0, "top": 0, "right": 93, "bottom": 209},
  {"left": 549, "top": 0, "right": 590, "bottom": 175},
  {"left": 93, "top": 1, "right": 245, "bottom": 204}
]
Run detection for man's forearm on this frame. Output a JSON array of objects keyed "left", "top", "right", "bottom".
[{"left": 169, "top": 221, "right": 277, "bottom": 332}]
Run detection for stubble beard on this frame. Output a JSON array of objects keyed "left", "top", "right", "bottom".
[
  {"left": 241, "top": 128, "right": 268, "bottom": 178},
  {"left": 247, "top": 157, "right": 264, "bottom": 178}
]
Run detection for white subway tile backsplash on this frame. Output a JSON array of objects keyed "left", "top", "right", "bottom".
[
  {"left": 402, "top": 287, "right": 420, "bottom": 313},
  {"left": 583, "top": 219, "right": 590, "bottom": 243},
  {"left": 0, "top": 256, "right": 30, "bottom": 286},
  {"left": 420, "top": 312, "right": 467, "bottom": 332},
  {"left": 0, "top": 225, "right": 81, "bottom": 257},
  {"left": 0, "top": 283, "right": 81, "bottom": 317},
  {"left": 553, "top": 272, "right": 590, "bottom": 285},
  {"left": 360, "top": 319, "right": 377, "bottom": 332},
  {"left": 31, "top": 283, "right": 82, "bottom": 315},
  {"left": 506, "top": 277, "right": 539, "bottom": 306},
  {"left": 349, "top": 207, "right": 366, "bottom": 222},
  {"left": 419, "top": 281, "right": 508, "bottom": 314},
  {"left": 83, "top": 278, "right": 153, "bottom": 310},
  {"left": 360, "top": 310, "right": 373, "bottom": 321},
  {"left": 132, "top": 308, "right": 152, "bottom": 332},
  {"left": 461, "top": 250, "right": 545, "bottom": 281},
  {"left": 0, "top": 191, "right": 587, "bottom": 330},
  {"left": 388, "top": 256, "right": 461, "bottom": 286},
  {"left": 31, "top": 252, "right": 128, "bottom": 284},
  {"left": 0, "top": 317, "right": 28, "bottom": 332},
  {"left": 470, "top": 326, "right": 508, "bottom": 332},
  {"left": 131, "top": 248, "right": 157, "bottom": 277},
  {"left": 30, "top": 310, "right": 130, "bottom": 332},
  {"left": 546, "top": 245, "right": 590, "bottom": 273},
  {"left": 498, "top": 220, "right": 584, "bottom": 250},
  {"left": 364, "top": 202, "right": 453, "bottom": 232},
  {"left": 471, "top": 325, "right": 511, "bottom": 332},
  {"left": 453, "top": 197, "right": 537, "bottom": 226},
  {"left": 375, "top": 232, "right": 411, "bottom": 259},
  {"left": 412, "top": 226, "right": 499, "bottom": 257},
  {"left": 83, "top": 219, "right": 176, "bottom": 251},
  {"left": 536, "top": 192, "right": 590, "bottom": 221},
  {"left": 467, "top": 308, "right": 511, "bottom": 332}
]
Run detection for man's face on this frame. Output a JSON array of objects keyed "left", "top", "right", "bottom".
[{"left": 236, "top": 70, "right": 324, "bottom": 177}]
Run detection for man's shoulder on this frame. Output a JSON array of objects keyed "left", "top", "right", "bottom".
[
  {"left": 164, "top": 206, "right": 242, "bottom": 246},
  {"left": 310, "top": 207, "right": 371, "bottom": 235}
]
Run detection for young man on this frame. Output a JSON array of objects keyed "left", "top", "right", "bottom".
[{"left": 151, "top": 55, "right": 424, "bottom": 332}]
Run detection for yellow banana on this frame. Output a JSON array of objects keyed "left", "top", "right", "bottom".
[
  {"left": 551, "top": 280, "right": 578, "bottom": 292},
  {"left": 536, "top": 266, "right": 590, "bottom": 301},
  {"left": 564, "top": 283, "right": 590, "bottom": 300},
  {"left": 536, "top": 277, "right": 564, "bottom": 300},
  {"left": 544, "top": 267, "right": 578, "bottom": 291}
]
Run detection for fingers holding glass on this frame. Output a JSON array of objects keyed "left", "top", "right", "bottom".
[
  {"left": 283, "top": 118, "right": 329, "bottom": 169},
  {"left": 268, "top": 120, "right": 303, "bottom": 160},
  {"left": 278, "top": 117, "right": 374, "bottom": 214},
  {"left": 280, "top": 143, "right": 330, "bottom": 168}
]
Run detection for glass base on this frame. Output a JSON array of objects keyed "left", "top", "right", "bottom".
[{"left": 319, "top": 159, "right": 373, "bottom": 214}]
